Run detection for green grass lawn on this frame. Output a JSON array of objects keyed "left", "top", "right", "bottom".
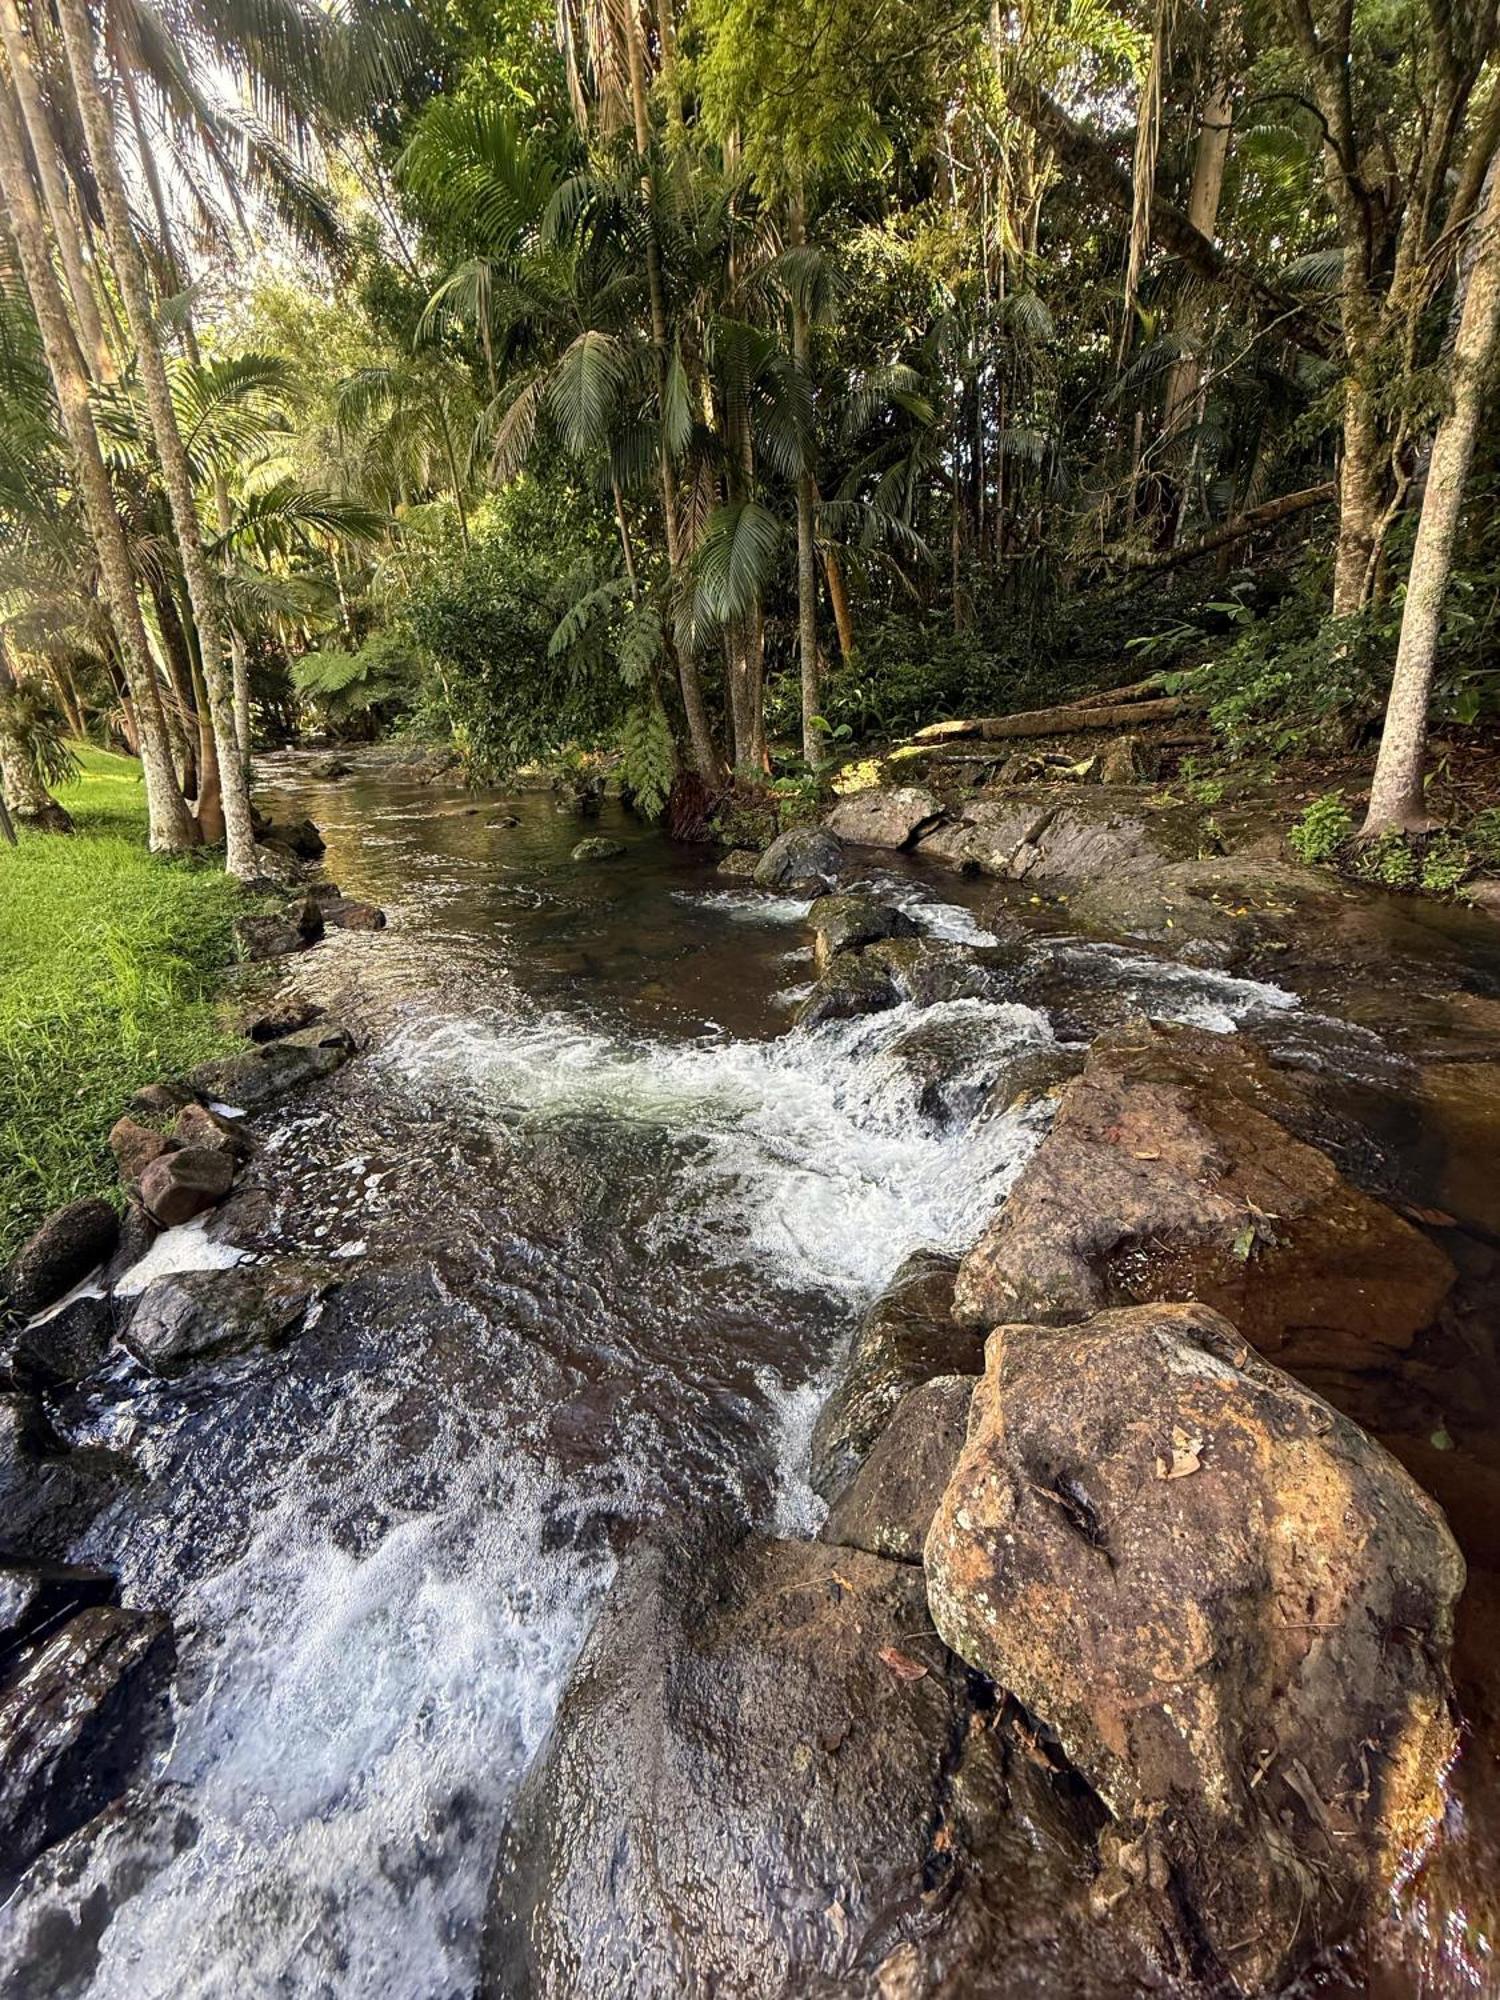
[{"left": 0, "top": 747, "right": 246, "bottom": 1265}]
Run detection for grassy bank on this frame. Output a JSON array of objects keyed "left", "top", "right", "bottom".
[{"left": 0, "top": 748, "right": 245, "bottom": 1265}]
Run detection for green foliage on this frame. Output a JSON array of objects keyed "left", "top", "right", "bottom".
[
  {"left": 0, "top": 681, "right": 79, "bottom": 792},
  {"left": 0, "top": 749, "right": 245, "bottom": 1262},
  {"left": 619, "top": 699, "right": 676, "bottom": 821},
  {"left": 1355, "top": 830, "right": 1419, "bottom": 889},
  {"left": 1419, "top": 835, "right": 1472, "bottom": 895},
  {"left": 1288, "top": 791, "right": 1354, "bottom": 864},
  {"left": 291, "top": 631, "right": 423, "bottom": 733}
]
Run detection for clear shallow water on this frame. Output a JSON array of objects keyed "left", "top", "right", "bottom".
[{"left": 8, "top": 756, "right": 1498, "bottom": 1998}]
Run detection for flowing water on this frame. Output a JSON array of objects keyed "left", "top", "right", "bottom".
[{"left": 8, "top": 756, "right": 1500, "bottom": 1998}]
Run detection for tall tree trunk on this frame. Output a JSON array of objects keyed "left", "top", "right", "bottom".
[
  {"left": 1362, "top": 163, "right": 1500, "bottom": 834},
  {"left": 55, "top": 0, "right": 256, "bottom": 878},
  {"left": 789, "top": 188, "right": 821, "bottom": 768},
  {"left": 821, "top": 539, "right": 855, "bottom": 662},
  {"left": 0, "top": 72, "right": 196, "bottom": 851},
  {"left": 622, "top": 0, "right": 721, "bottom": 783},
  {"left": 147, "top": 571, "right": 199, "bottom": 797},
  {"left": 0, "top": 0, "right": 112, "bottom": 379}
]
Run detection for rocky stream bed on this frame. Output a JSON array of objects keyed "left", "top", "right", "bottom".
[{"left": 3, "top": 756, "right": 1500, "bottom": 1998}]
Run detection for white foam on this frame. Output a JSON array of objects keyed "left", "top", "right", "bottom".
[{"left": 112, "top": 1216, "right": 246, "bottom": 1298}]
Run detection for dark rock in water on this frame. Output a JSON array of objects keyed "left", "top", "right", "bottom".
[
  {"left": 953, "top": 1021, "right": 1456, "bottom": 1375},
  {"left": 806, "top": 892, "right": 919, "bottom": 972},
  {"left": 825, "top": 784, "right": 942, "bottom": 850},
  {"left": 0, "top": 1393, "right": 64, "bottom": 1514},
  {"left": 5, "top": 1201, "right": 118, "bottom": 1321},
  {"left": 795, "top": 946, "right": 897, "bottom": 1026},
  {"left": 752, "top": 825, "right": 845, "bottom": 891},
  {"left": 570, "top": 836, "right": 626, "bottom": 862},
  {"left": 0, "top": 1562, "right": 114, "bottom": 1658},
  {"left": 320, "top": 897, "right": 386, "bottom": 931},
  {"left": 233, "top": 907, "right": 317, "bottom": 962},
  {"left": 8, "top": 1295, "right": 113, "bottom": 1390},
  {"left": 821, "top": 1374, "right": 974, "bottom": 1563},
  {"left": 99, "top": 1206, "right": 158, "bottom": 1291},
  {"left": 172, "top": 1102, "right": 253, "bottom": 1162},
  {"left": 0, "top": 1781, "right": 199, "bottom": 2000},
  {"left": 121, "top": 1262, "right": 327, "bottom": 1375},
  {"left": 245, "top": 996, "right": 323, "bottom": 1044},
  {"left": 134, "top": 1148, "right": 235, "bottom": 1229},
  {"left": 262, "top": 816, "right": 325, "bottom": 860},
  {"left": 125, "top": 1080, "right": 196, "bottom": 1121},
  {"left": 309, "top": 754, "right": 352, "bottom": 779},
  {"left": 487, "top": 813, "right": 521, "bottom": 830},
  {"left": 186, "top": 1029, "right": 352, "bottom": 1111},
  {"left": 0, "top": 1426, "right": 128, "bottom": 1567},
  {"left": 246, "top": 842, "right": 306, "bottom": 890},
  {"left": 485, "top": 1527, "right": 1166, "bottom": 2000},
  {"left": 927, "top": 1299, "right": 1466, "bottom": 1998},
  {"left": 797, "top": 937, "right": 1002, "bottom": 1029},
  {"left": 106, "top": 1118, "right": 176, "bottom": 1186},
  {"left": 0, "top": 1606, "right": 176, "bottom": 1896},
  {"left": 809, "top": 1253, "right": 975, "bottom": 1500},
  {"left": 714, "top": 847, "right": 760, "bottom": 878}
]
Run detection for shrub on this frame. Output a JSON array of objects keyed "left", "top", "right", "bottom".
[{"left": 1288, "top": 791, "right": 1354, "bottom": 864}]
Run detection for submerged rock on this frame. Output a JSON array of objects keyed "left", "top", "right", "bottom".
[
  {"left": 0, "top": 1606, "right": 175, "bottom": 1895},
  {"left": 4, "top": 1201, "right": 117, "bottom": 1321},
  {"left": 0, "top": 1782, "right": 199, "bottom": 2000},
  {"left": 244, "top": 996, "right": 324, "bottom": 1044},
  {"left": 570, "top": 836, "right": 626, "bottom": 862},
  {"left": 320, "top": 897, "right": 387, "bottom": 931},
  {"left": 925, "top": 1300, "right": 1465, "bottom": 1995},
  {"left": 821, "top": 1374, "right": 974, "bottom": 1564},
  {"left": 825, "top": 784, "right": 942, "bottom": 850},
  {"left": 134, "top": 1148, "right": 235, "bottom": 1230},
  {"left": 309, "top": 754, "right": 352, "bottom": 779},
  {"left": 806, "top": 893, "right": 919, "bottom": 972},
  {"left": 484, "top": 1527, "right": 1164, "bottom": 2000},
  {"left": 752, "top": 825, "right": 846, "bottom": 890},
  {"left": 0, "top": 1562, "right": 114, "bottom": 1654},
  {"left": 715, "top": 847, "right": 761, "bottom": 878},
  {"left": 185, "top": 1027, "right": 352, "bottom": 1112},
  {"left": 120, "top": 1262, "right": 327, "bottom": 1375},
  {"left": 953, "top": 1021, "right": 1455, "bottom": 1372},
  {"left": 7, "top": 1295, "right": 113, "bottom": 1389},
  {"left": 797, "top": 938, "right": 1003, "bottom": 1029},
  {"left": 809, "top": 1252, "right": 975, "bottom": 1500}
]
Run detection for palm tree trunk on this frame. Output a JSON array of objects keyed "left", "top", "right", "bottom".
[
  {"left": 0, "top": 0, "right": 113, "bottom": 380},
  {"left": 1362, "top": 162, "right": 1500, "bottom": 835},
  {"left": 0, "top": 632, "right": 73, "bottom": 828},
  {"left": 0, "top": 71, "right": 196, "bottom": 852},
  {"left": 820, "top": 535, "right": 855, "bottom": 662},
  {"left": 54, "top": 0, "right": 257, "bottom": 878},
  {"left": 789, "top": 188, "right": 820, "bottom": 768}
]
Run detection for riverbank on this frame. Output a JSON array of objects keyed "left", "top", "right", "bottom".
[{"left": 0, "top": 749, "right": 244, "bottom": 1262}]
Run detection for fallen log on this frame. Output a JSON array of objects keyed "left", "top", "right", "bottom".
[
  {"left": 1118, "top": 482, "right": 1337, "bottom": 573},
  {"left": 978, "top": 694, "right": 1195, "bottom": 740}
]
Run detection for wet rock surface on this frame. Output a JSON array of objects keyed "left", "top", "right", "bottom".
[
  {"left": 120, "top": 1262, "right": 328, "bottom": 1375},
  {"left": 6, "top": 1294, "right": 113, "bottom": 1389},
  {"left": 809, "top": 1253, "right": 975, "bottom": 1500},
  {"left": 485, "top": 1526, "right": 1167, "bottom": 2000},
  {"left": 4, "top": 1201, "right": 118, "bottom": 1321},
  {"left": 916, "top": 793, "right": 1202, "bottom": 885},
  {"left": 185, "top": 1028, "right": 352, "bottom": 1111},
  {"left": 753, "top": 825, "right": 847, "bottom": 890},
  {"left": 0, "top": 1607, "right": 176, "bottom": 1895},
  {"left": 954, "top": 1021, "right": 1456, "bottom": 1372},
  {"left": 570, "top": 836, "right": 626, "bottom": 862},
  {"left": 925, "top": 1300, "right": 1466, "bottom": 1995},
  {"left": 821, "top": 1374, "right": 974, "bottom": 1564},
  {"left": 825, "top": 785, "right": 943, "bottom": 850},
  {"left": 134, "top": 1148, "right": 236, "bottom": 1228},
  {"left": 807, "top": 893, "right": 920, "bottom": 971}
]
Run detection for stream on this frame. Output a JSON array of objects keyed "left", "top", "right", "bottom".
[{"left": 7, "top": 755, "right": 1500, "bottom": 1998}]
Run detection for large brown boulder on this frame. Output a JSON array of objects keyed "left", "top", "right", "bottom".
[
  {"left": 953, "top": 1022, "right": 1455, "bottom": 1373},
  {"left": 916, "top": 794, "right": 1202, "bottom": 885},
  {"left": 821, "top": 1374, "right": 974, "bottom": 1564},
  {"left": 484, "top": 1527, "right": 1172, "bottom": 2000},
  {"left": 925, "top": 1300, "right": 1465, "bottom": 1996},
  {"left": 825, "top": 785, "right": 942, "bottom": 850}
]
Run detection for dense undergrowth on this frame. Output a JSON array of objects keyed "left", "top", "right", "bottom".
[{"left": 0, "top": 748, "right": 243, "bottom": 1264}]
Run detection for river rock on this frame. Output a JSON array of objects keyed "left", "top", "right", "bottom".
[
  {"left": 798, "top": 939, "right": 1003, "bottom": 1029},
  {"left": 172, "top": 1102, "right": 253, "bottom": 1162},
  {"left": 245, "top": 996, "right": 324, "bottom": 1044},
  {"left": 715, "top": 847, "right": 760, "bottom": 877},
  {"left": 134, "top": 1148, "right": 235, "bottom": 1229},
  {"left": 100, "top": 1205, "right": 159, "bottom": 1291},
  {"left": 261, "top": 816, "right": 325, "bottom": 859},
  {"left": 309, "top": 754, "right": 352, "bottom": 778},
  {"left": 953, "top": 1021, "right": 1456, "bottom": 1372},
  {"left": 106, "top": 1119, "right": 176, "bottom": 1185},
  {"left": 825, "top": 785, "right": 942, "bottom": 849},
  {"left": 0, "top": 1606, "right": 176, "bottom": 1894},
  {"left": 806, "top": 892, "right": 919, "bottom": 971},
  {"left": 125, "top": 1080, "right": 197, "bottom": 1120},
  {"left": 917, "top": 794, "right": 1201, "bottom": 884},
  {"left": 821, "top": 1374, "right": 974, "bottom": 1563},
  {"left": 4, "top": 1201, "right": 118, "bottom": 1321},
  {"left": 809, "top": 1252, "right": 975, "bottom": 1499},
  {"left": 0, "top": 1781, "right": 198, "bottom": 2000},
  {"left": 0, "top": 1393, "right": 62, "bottom": 1516},
  {"left": 233, "top": 906, "right": 317, "bottom": 962},
  {"left": 185, "top": 1028, "right": 352, "bottom": 1111},
  {"left": 795, "top": 947, "right": 898, "bottom": 1026},
  {"left": 120, "top": 1262, "right": 327, "bottom": 1375},
  {"left": 925, "top": 1300, "right": 1466, "bottom": 1995},
  {"left": 484, "top": 1526, "right": 1164, "bottom": 2000},
  {"left": 0, "top": 1562, "right": 114, "bottom": 1654},
  {"left": 320, "top": 896, "right": 387, "bottom": 931},
  {"left": 7, "top": 1295, "right": 113, "bottom": 1389},
  {"left": 570, "top": 837, "right": 626, "bottom": 862},
  {"left": 752, "top": 825, "right": 846, "bottom": 890},
  {"left": 1066, "top": 853, "right": 1332, "bottom": 964}
]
